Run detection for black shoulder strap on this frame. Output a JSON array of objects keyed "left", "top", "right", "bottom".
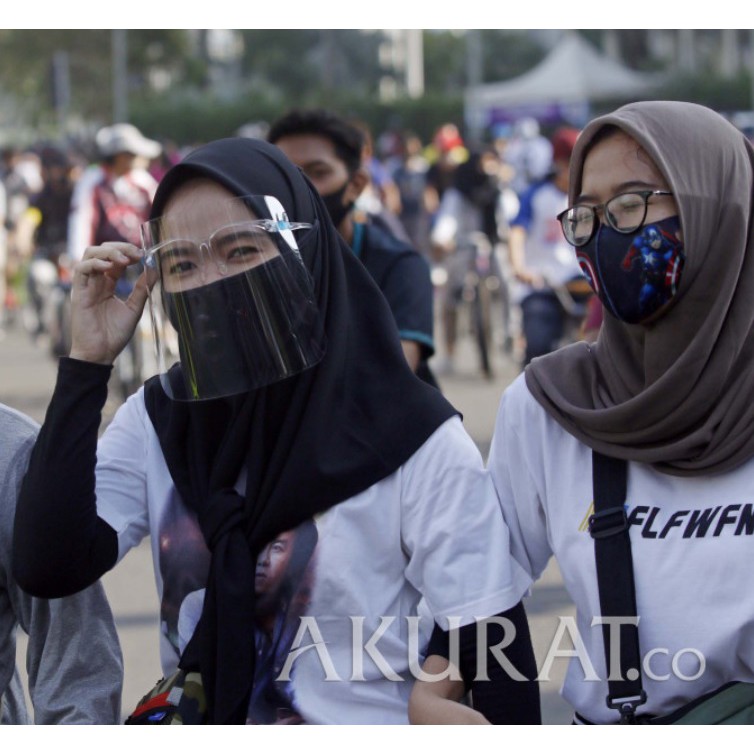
[{"left": 590, "top": 450, "right": 647, "bottom": 723}]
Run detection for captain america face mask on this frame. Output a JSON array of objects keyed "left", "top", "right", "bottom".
[{"left": 576, "top": 216, "right": 685, "bottom": 325}]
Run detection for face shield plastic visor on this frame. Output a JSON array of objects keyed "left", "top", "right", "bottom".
[{"left": 142, "top": 195, "right": 326, "bottom": 401}]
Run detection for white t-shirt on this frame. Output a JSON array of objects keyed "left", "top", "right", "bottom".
[
  {"left": 95, "top": 390, "right": 530, "bottom": 724},
  {"left": 511, "top": 181, "right": 583, "bottom": 303},
  {"left": 431, "top": 188, "right": 483, "bottom": 250},
  {"left": 490, "top": 374, "right": 754, "bottom": 723}
]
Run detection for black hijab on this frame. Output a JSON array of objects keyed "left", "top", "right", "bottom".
[{"left": 143, "top": 138, "right": 456, "bottom": 723}]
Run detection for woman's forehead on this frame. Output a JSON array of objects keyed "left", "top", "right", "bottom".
[
  {"left": 580, "top": 130, "right": 666, "bottom": 197},
  {"left": 160, "top": 179, "right": 259, "bottom": 236}
]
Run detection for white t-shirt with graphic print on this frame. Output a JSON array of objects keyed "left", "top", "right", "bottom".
[
  {"left": 490, "top": 374, "right": 754, "bottom": 723},
  {"left": 94, "top": 389, "right": 531, "bottom": 724}
]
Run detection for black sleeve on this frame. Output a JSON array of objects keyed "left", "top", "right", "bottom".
[
  {"left": 361, "top": 226, "right": 435, "bottom": 360},
  {"left": 425, "top": 601, "right": 542, "bottom": 725},
  {"left": 382, "top": 253, "right": 435, "bottom": 359},
  {"left": 13, "top": 357, "right": 119, "bottom": 598}
]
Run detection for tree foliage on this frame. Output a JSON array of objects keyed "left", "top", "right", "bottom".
[
  {"left": 3, "top": 30, "right": 754, "bottom": 148},
  {"left": 0, "top": 30, "right": 197, "bottom": 128},
  {"left": 237, "top": 30, "right": 385, "bottom": 101},
  {"left": 423, "top": 30, "right": 547, "bottom": 95}
]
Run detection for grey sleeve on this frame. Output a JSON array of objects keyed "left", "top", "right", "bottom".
[
  {"left": 18, "top": 581, "right": 123, "bottom": 724},
  {"left": 1, "top": 406, "right": 123, "bottom": 724}
]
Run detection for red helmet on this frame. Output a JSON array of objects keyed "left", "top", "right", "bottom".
[
  {"left": 433, "top": 124, "right": 464, "bottom": 153},
  {"left": 551, "top": 127, "right": 580, "bottom": 164}
]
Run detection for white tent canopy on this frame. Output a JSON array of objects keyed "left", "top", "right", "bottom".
[{"left": 465, "top": 32, "right": 660, "bottom": 116}]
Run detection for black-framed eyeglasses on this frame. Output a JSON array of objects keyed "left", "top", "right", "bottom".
[{"left": 557, "top": 190, "right": 674, "bottom": 247}]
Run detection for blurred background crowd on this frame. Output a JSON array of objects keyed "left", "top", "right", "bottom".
[
  {"left": 1, "top": 28, "right": 754, "bottom": 392},
  {"left": 3, "top": 27, "right": 751, "bottom": 724}
]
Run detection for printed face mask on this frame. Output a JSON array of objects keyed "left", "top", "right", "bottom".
[{"left": 576, "top": 216, "right": 685, "bottom": 325}]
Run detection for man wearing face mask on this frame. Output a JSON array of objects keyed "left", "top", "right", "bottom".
[{"left": 268, "top": 110, "right": 438, "bottom": 387}]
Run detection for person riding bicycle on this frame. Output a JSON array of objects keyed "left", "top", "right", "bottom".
[
  {"left": 430, "top": 148, "right": 505, "bottom": 375},
  {"left": 26, "top": 147, "right": 75, "bottom": 341},
  {"left": 68, "top": 123, "right": 160, "bottom": 263},
  {"left": 508, "top": 126, "right": 584, "bottom": 366},
  {"left": 1, "top": 148, "right": 40, "bottom": 334},
  {"left": 67, "top": 125, "right": 160, "bottom": 390}
]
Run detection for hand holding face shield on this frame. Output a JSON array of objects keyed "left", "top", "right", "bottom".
[
  {"left": 69, "top": 242, "right": 150, "bottom": 366},
  {"left": 141, "top": 195, "right": 326, "bottom": 401}
]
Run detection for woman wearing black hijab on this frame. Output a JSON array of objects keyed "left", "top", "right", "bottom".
[{"left": 13, "top": 139, "right": 538, "bottom": 724}]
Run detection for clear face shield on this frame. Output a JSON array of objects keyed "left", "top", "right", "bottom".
[{"left": 141, "top": 195, "right": 326, "bottom": 401}]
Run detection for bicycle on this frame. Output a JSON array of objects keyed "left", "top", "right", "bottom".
[
  {"left": 460, "top": 232, "right": 509, "bottom": 380},
  {"left": 32, "top": 249, "right": 74, "bottom": 359},
  {"left": 548, "top": 275, "right": 594, "bottom": 347}
]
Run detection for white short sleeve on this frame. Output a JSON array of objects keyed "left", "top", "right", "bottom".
[
  {"left": 400, "top": 416, "right": 531, "bottom": 630},
  {"left": 488, "top": 375, "right": 553, "bottom": 584}
]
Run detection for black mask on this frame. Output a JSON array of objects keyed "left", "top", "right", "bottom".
[{"left": 321, "top": 182, "right": 354, "bottom": 228}]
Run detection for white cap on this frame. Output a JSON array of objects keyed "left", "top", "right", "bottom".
[{"left": 96, "top": 123, "right": 161, "bottom": 159}]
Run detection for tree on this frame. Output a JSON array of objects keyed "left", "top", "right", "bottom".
[
  {"left": 423, "top": 31, "right": 467, "bottom": 95},
  {"left": 480, "top": 30, "right": 547, "bottom": 82},
  {"left": 236, "top": 30, "right": 385, "bottom": 103},
  {"left": 0, "top": 30, "right": 199, "bottom": 130}
]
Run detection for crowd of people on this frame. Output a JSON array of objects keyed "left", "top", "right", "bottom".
[
  {"left": 0, "top": 114, "right": 598, "bottom": 380},
  {"left": 4, "top": 99, "right": 754, "bottom": 726}
]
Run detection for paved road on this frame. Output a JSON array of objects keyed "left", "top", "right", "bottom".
[{"left": 1, "top": 314, "right": 575, "bottom": 724}]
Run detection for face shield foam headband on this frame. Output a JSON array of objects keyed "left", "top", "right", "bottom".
[{"left": 142, "top": 194, "right": 326, "bottom": 400}]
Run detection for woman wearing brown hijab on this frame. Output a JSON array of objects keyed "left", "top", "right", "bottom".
[{"left": 489, "top": 101, "right": 754, "bottom": 723}]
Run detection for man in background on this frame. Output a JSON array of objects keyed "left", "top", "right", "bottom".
[{"left": 268, "top": 110, "right": 438, "bottom": 387}]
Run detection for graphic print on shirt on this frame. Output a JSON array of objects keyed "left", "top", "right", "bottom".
[
  {"left": 247, "top": 520, "right": 318, "bottom": 724},
  {"left": 626, "top": 503, "right": 754, "bottom": 539},
  {"left": 158, "top": 499, "right": 319, "bottom": 725},
  {"left": 158, "top": 493, "right": 211, "bottom": 655},
  {"left": 578, "top": 498, "right": 754, "bottom": 539}
]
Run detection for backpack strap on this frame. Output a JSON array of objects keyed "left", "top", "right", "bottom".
[{"left": 590, "top": 450, "right": 647, "bottom": 723}]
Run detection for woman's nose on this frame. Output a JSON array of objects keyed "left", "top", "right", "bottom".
[
  {"left": 199, "top": 265, "right": 226, "bottom": 286},
  {"left": 197, "top": 243, "right": 227, "bottom": 286}
]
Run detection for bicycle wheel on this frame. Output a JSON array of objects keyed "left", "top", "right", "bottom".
[{"left": 472, "top": 280, "right": 494, "bottom": 379}]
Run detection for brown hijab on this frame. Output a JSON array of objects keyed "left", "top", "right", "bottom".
[{"left": 525, "top": 101, "right": 754, "bottom": 476}]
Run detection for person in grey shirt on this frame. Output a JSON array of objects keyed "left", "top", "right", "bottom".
[{"left": 0, "top": 402, "right": 122, "bottom": 723}]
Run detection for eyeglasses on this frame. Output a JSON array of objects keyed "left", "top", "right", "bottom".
[
  {"left": 143, "top": 219, "right": 313, "bottom": 291},
  {"left": 557, "top": 190, "right": 674, "bottom": 247}
]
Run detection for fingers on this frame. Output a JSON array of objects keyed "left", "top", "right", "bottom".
[
  {"left": 126, "top": 269, "right": 150, "bottom": 314},
  {"left": 81, "top": 242, "right": 141, "bottom": 266},
  {"left": 84, "top": 241, "right": 142, "bottom": 262},
  {"left": 75, "top": 243, "right": 142, "bottom": 284}
]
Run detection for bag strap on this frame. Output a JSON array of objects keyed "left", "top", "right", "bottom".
[{"left": 590, "top": 450, "right": 647, "bottom": 723}]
